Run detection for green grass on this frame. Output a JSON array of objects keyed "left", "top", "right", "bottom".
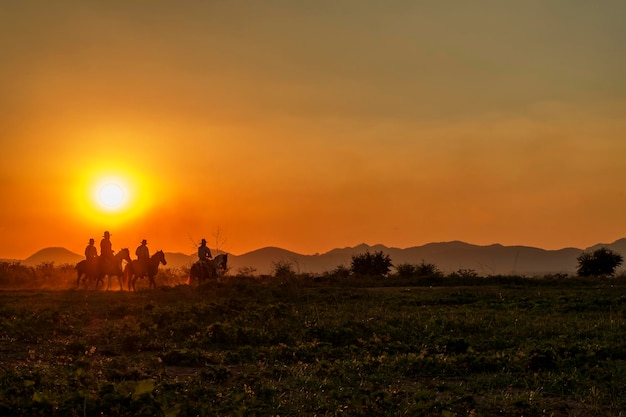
[{"left": 0, "top": 278, "right": 625, "bottom": 416}]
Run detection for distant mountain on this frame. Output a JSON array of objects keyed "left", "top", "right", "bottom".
[
  {"left": 226, "top": 242, "right": 582, "bottom": 276},
  {"left": 13, "top": 238, "right": 626, "bottom": 276},
  {"left": 162, "top": 252, "right": 196, "bottom": 269},
  {"left": 22, "top": 247, "right": 84, "bottom": 267},
  {"left": 586, "top": 238, "right": 626, "bottom": 255}
]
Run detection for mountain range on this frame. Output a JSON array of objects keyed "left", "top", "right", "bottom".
[{"left": 7, "top": 238, "right": 626, "bottom": 276}]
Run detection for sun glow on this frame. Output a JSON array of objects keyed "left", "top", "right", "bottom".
[
  {"left": 72, "top": 164, "right": 154, "bottom": 229},
  {"left": 97, "top": 182, "right": 126, "bottom": 210}
]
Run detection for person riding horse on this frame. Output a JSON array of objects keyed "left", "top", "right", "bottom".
[
  {"left": 136, "top": 239, "right": 150, "bottom": 260},
  {"left": 85, "top": 238, "right": 98, "bottom": 263},
  {"left": 197, "top": 238, "right": 212, "bottom": 277},
  {"left": 100, "top": 231, "right": 115, "bottom": 270}
]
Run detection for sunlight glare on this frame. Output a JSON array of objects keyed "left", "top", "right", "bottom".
[
  {"left": 71, "top": 162, "right": 154, "bottom": 230},
  {"left": 98, "top": 183, "right": 126, "bottom": 209}
]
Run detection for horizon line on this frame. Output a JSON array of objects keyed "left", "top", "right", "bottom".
[{"left": 7, "top": 238, "right": 623, "bottom": 261}]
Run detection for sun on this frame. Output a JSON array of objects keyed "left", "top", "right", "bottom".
[
  {"left": 98, "top": 183, "right": 126, "bottom": 210},
  {"left": 73, "top": 164, "right": 156, "bottom": 227},
  {"left": 90, "top": 176, "right": 132, "bottom": 213}
]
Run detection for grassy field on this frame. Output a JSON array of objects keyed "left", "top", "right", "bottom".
[{"left": 0, "top": 276, "right": 625, "bottom": 416}]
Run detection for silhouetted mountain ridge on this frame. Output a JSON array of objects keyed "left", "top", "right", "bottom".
[
  {"left": 12, "top": 239, "right": 626, "bottom": 275},
  {"left": 22, "top": 247, "right": 83, "bottom": 266}
]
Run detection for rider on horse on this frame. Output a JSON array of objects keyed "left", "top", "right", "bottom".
[
  {"left": 83, "top": 238, "right": 99, "bottom": 276},
  {"left": 100, "top": 231, "right": 115, "bottom": 269},
  {"left": 135, "top": 239, "right": 150, "bottom": 275},
  {"left": 136, "top": 239, "right": 150, "bottom": 260},
  {"left": 198, "top": 238, "right": 212, "bottom": 277},
  {"left": 85, "top": 238, "right": 98, "bottom": 261}
]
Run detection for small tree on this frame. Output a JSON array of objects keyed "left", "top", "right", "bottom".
[
  {"left": 395, "top": 261, "right": 442, "bottom": 278},
  {"left": 395, "top": 263, "right": 417, "bottom": 278},
  {"left": 331, "top": 265, "right": 351, "bottom": 279},
  {"left": 414, "top": 260, "right": 442, "bottom": 277},
  {"left": 272, "top": 260, "right": 296, "bottom": 280},
  {"left": 350, "top": 251, "right": 393, "bottom": 277},
  {"left": 577, "top": 247, "right": 623, "bottom": 277}
]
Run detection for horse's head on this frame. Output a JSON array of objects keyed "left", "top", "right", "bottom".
[
  {"left": 154, "top": 250, "right": 167, "bottom": 266},
  {"left": 217, "top": 253, "right": 228, "bottom": 270},
  {"left": 118, "top": 248, "right": 132, "bottom": 263}
]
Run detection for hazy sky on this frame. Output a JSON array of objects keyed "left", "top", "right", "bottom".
[{"left": 2, "top": 1, "right": 626, "bottom": 259}]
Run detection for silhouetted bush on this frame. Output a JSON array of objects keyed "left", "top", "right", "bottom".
[
  {"left": 272, "top": 260, "right": 296, "bottom": 280},
  {"left": 330, "top": 265, "right": 351, "bottom": 279},
  {"left": 414, "top": 260, "right": 442, "bottom": 277},
  {"left": 350, "top": 251, "right": 393, "bottom": 277},
  {"left": 577, "top": 247, "right": 623, "bottom": 277},
  {"left": 0, "top": 261, "right": 35, "bottom": 288},
  {"left": 395, "top": 263, "right": 417, "bottom": 278},
  {"left": 448, "top": 268, "right": 479, "bottom": 279}
]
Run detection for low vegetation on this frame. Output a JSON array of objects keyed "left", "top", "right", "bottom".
[
  {"left": 576, "top": 247, "right": 623, "bottom": 277},
  {"left": 0, "top": 254, "right": 625, "bottom": 416}
]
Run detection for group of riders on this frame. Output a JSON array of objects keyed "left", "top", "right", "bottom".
[{"left": 83, "top": 231, "right": 214, "bottom": 271}]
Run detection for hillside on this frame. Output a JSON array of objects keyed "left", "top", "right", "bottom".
[
  {"left": 22, "top": 247, "right": 84, "bottom": 267},
  {"left": 227, "top": 242, "right": 582, "bottom": 276},
  {"left": 13, "top": 238, "right": 626, "bottom": 276}
]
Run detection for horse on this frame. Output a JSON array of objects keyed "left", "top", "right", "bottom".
[
  {"left": 124, "top": 250, "right": 167, "bottom": 291},
  {"left": 189, "top": 253, "right": 228, "bottom": 285},
  {"left": 75, "top": 248, "right": 131, "bottom": 290},
  {"left": 102, "top": 248, "right": 133, "bottom": 291},
  {"left": 75, "top": 258, "right": 99, "bottom": 289}
]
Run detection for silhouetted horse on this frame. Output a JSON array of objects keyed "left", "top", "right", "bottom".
[
  {"left": 124, "top": 250, "right": 167, "bottom": 291},
  {"left": 189, "top": 253, "right": 228, "bottom": 285},
  {"left": 75, "top": 258, "right": 99, "bottom": 289},
  {"left": 75, "top": 248, "right": 131, "bottom": 290}
]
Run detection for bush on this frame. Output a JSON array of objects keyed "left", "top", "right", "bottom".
[
  {"left": 414, "top": 261, "right": 442, "bottom": 277},
  {"left": 350, "top": 251, "right": 393, "bottom": 277},
  {"left": 272, "top": 260, "right": 296, "bottom": 279},
  {"left": 395, "top": 263, "right": 417, "bottom": 278},
  {"left": 0, "top": 262, "right": 35, "bottom": 288},
  {"left": 330, "top": 265, "right": 351, "bottom": 279},
  {"left": 448, "top": 268, "right": 479, "bottom": 279},
  {"left": 577, "top": 247, "right": 623, "bottom": 277},
  {"left": 236, "top": 266, "right": 258, "bottom": 277}
]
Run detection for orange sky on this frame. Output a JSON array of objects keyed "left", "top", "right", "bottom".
[{"left": 2, "top": 1, "right": 626, "bottom": 259}]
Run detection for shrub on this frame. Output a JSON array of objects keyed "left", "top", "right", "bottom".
[
  {"left": 448, "top": 268, "right": 479, "bottom": 279},
  {"left": 350, "top": 251, "right": 393, "bottom": 277},
  {"left": 272, "top": 260, "right": 296, "bottom": 279},
  {"left": 395, "top": 263, "right": 417, "bottom": 278},
  {"left": 414, "top": 261, "right": 442, "bottom": 277},
  {"left": 331, "top": 265, "right": 351, "bottom": 278},
  {"left": 0, "top": 262, "right": 35, "bottom": 288},
  {"left": 236, "top": 266, "right": 258, "bottom": 277},
  {"left": 577, "top": 247, "right": 623, "bottom": 277}
]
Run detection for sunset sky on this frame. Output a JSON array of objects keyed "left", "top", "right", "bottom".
[{"left": 2, "top": 1, "right": 626, "bottom": 259}]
